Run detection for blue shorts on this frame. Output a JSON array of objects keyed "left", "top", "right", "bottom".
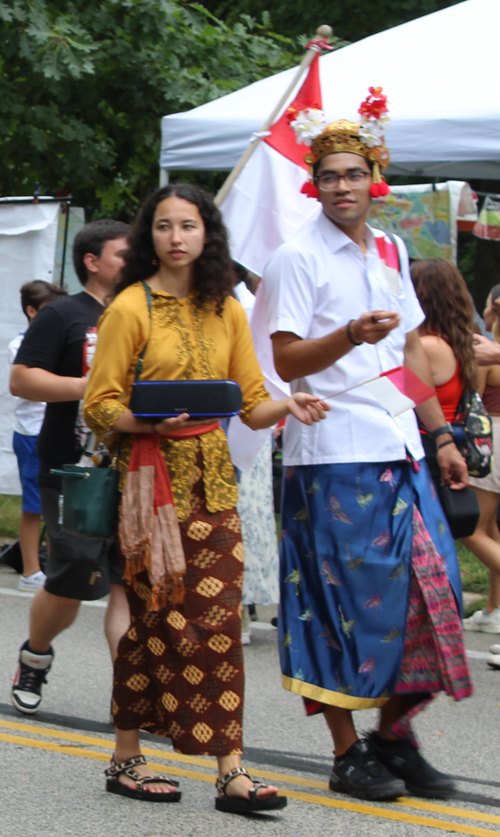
[{"left": 13, "top": 431, "right": 41, "bottom": 515}]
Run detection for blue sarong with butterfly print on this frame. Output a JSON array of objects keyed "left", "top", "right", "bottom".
[{"left": 279, "top": 458, "right": 463, "bottom": 710}]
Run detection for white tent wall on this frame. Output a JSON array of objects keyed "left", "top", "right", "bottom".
[
  {"left": 0, "top": 201, "right": 60, "bottom": 495},
  {"left": 160, "top": 0, "right": 500, "bottom": 180}
]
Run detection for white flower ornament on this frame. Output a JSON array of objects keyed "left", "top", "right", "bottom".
[{"left": 290, "top": 108, "right": 327, "bottom": 146}]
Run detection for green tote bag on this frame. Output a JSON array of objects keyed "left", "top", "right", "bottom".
[{"left": 50, "top": 463, "right": 119, "bottom": 539}]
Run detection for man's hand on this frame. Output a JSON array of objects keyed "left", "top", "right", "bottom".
[
  {"left": 350, "top": 310, "right": 401, "bottom": 345},
  {"left": 436, "top": 442, "right": 468, "bottom": 490},
  {"left": 272, "top": 310, "right": 401, "bottom": 383},
  {"left": 473, "top": 334, "right": 500, "bottom": 366}
]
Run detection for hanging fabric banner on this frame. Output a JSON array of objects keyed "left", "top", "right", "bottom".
[
  {"left": 473, "top": 196, "right": 500, "bottom": 241},
  {"left": 368, "top": 181, "right": 477, "bottom": 264}
]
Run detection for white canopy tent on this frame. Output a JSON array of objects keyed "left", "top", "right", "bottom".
[
  {"left": 0, "top": 201, "right": 60, "bottom": 494},
  {"left": 0, "top": 200, "right": 85, "bottom": 495},
  {"left": 160, "top": 0, "right": 500, "bottom": 181}
]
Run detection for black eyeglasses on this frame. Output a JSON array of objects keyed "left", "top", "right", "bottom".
[{"left": 314, "top": 171, "right": 371, "bottom": 191}]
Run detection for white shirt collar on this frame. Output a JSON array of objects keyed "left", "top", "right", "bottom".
[{"left": 316, "top": 211, "right": 377, "bottom": 256}]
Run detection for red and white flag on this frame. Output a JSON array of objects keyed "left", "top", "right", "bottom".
[
  {"left": 341, "top": 366, "right": 435, "bottom": 416},
  {"left": 221, "top": 56, "right": 324, "bottom": 466},
  {"left": 220, "top": 55, "right": 323, "bottom": 276}
]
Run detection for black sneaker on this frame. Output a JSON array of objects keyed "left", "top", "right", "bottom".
[
  {"left": 11, "top": 640, "right": 54, "bottom": 715},
  {"left": 329, "top": 739, "right": 406, "bottom": 801},
  {"left": 367, "top": 731, "right": 455, "bottom": 799}
]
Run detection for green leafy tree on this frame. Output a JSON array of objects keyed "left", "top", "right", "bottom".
[
  {"left": 0, "top": 0, "right": 301, "bottom": 217},
  {"left": 202, "top": 0, "right": 462, "bottom": 43}
]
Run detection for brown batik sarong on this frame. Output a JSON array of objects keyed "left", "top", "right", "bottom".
[{"left": 113, "top": 465, "right": 244, "bottom": 755}]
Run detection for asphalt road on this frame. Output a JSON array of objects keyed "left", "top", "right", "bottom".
[{"left": 1, "top": 562, "right": 499, "bottom": 837}]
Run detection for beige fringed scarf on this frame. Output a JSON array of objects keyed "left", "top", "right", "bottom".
[
  {"left": 118, "top": 424, "right": 219, "bottom": 611},
  {"left": 118, "top": 434, "right": 185, "bottom": 610}
]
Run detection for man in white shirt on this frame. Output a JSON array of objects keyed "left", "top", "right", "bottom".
[{"left": 263, "top": 105, "right": 471, "bottom": 802}]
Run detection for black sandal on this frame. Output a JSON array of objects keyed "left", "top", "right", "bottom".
[
  {"left": 105, "top": 755, "right": 181, "bottom": 802},
  {"left": 215, "top": 766, "right": 287, "bottom": 814}
]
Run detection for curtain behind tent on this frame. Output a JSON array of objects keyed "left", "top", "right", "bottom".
[{"left": 0, "top": 202, "right": 60, "bottom": 495}]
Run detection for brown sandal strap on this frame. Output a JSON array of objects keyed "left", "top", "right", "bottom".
[
  {"left": 105, "top": 754, "right": 179, "bottom": 788},
  {"left": 132, "top": 774, "right": 179, "bottom": 788},
  {"left": 105, "top": 754, "right": 146, "bottom": 778},
  {"left": 215, "top": 766, "right": 266, "bottom": 798}
]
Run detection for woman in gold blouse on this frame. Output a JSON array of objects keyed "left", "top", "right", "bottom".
[{"left": 83, "top": 184, "right": 327, "bottom": 813}]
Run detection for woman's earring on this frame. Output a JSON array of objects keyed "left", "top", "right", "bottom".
[
  {"left": 152, "top": 258, "right": 159, "bottom": 266},
  {"left": 198, "top": 258, "right": 206, "bottom": 265}
]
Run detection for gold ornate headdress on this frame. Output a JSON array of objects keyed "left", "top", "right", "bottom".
[{"left": 291, "top": 87, "right": 391, "bottom": 198}]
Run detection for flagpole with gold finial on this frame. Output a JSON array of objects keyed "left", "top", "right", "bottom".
[{"left": 214, "top": 24, "right": 332, "bottom": 209}]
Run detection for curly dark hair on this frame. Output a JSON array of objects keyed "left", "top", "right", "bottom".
[
  {"left": 113, "top": 183, "right": 235, "bottom": 315},
  {"left": 410, "top": 258, "right": 477, "bottom": 391}
]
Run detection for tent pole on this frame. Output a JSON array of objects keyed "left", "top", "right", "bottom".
[
  {"left": 60, "top": 199, "right": 71, "bottom": 287},
  {"left": 214, "top": 24, "right": 332, "bottom": 208},
  {"left": 159, "top": 168, "right": 169, "bottom": 187}
]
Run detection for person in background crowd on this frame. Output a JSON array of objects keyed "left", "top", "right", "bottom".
[
  {"left": 410, "top": 262, "right": 500, "bottom": 632},
  {"left": 436, "top": 277, "right": 500, "bottom": 660},
  {"left": 231, "top": 263, "right": 279, "bottom": 645},
  {"left": 10, "top": 220, "right": 130, "bottom": 716},
  {"left": 7, "top": 280, "right": 67, "bottom": 591},
  {"left": 410, "top": 259, "right": 477, "bottom": 488},
  {"left": 482, "top": 284, "right": 500, "bottom": 336},
  {"left": 83, "top": 183, "right": 327, "bottom": 811},
  {"left": 462, "top": 284, "right": 500, "bottom": 641},
  {"left": 262, "top": 93, "right": 471, "bottom": 803},
  {"left": 462, "top": 362, "right": 500, "bottom": 636},
  {"left": 473, "top": 284, "right": 500, "bottom": 364}
]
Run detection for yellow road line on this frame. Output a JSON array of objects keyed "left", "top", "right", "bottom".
[
  {"left": 283, "top": 789, "right": 500, "bottom": 837},
  {"left": 0, "top": 719, "right": 324, "bottom": 789},
  {"left": 2, "top": 719, "right": 500, "bottom": 826},
  {"left": 0, "top": 719, "right": 210, "bottom": 765},
  {"left": 2, "top": 719, "right": 500, "bottom": 827},
  {"left": 399, "top": 798, "right": 500, "bottom": 824},
  {"left": 0, "top": 728, "right": 499, "bottom": 836},
  {"left": 0, "top": 731, "right": 214, "bottom": 782}
]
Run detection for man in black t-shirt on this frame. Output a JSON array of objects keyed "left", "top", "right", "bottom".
[{"left": 10, "top": 219, "right": 130, "bottom": 715}]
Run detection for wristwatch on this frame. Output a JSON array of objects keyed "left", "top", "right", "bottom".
[{"left": 429, "top": 423, "right": 453, "bottom": 441}]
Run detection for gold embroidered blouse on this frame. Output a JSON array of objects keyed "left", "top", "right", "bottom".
[{"left": 83, "top": 282, "right": 270, "bottom": 520}]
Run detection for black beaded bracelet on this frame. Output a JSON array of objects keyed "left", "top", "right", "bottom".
[
  {"left": 436, "top": 439, "right": 455, "bottom": 450},
  {"left": 429, "top": 423, "right": 453, "bottom": 440},
  {"left": 346, "top": 319, "right": 363, "bottom": 346}
]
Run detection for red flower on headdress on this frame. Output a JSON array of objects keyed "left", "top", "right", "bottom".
[{"left": 358, "top": 87, "right": 388, "bottom": 121}]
